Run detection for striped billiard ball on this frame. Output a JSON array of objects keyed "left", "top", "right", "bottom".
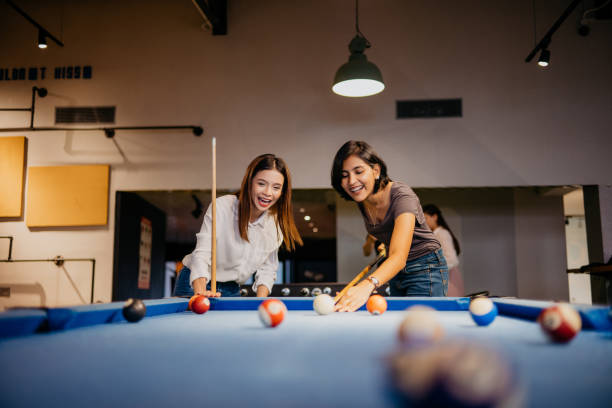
[{"left": 469, "top": 297, "right": 497, "bottom": 326}]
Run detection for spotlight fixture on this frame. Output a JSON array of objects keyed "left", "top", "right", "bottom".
[
  {"left": 37, "top": 29, "right": 47, "bottom": 49},
  {"left": 332, "top": 0, "right": 384, "bottom": 97},
  {"left": 537, "top": 49, "right": 550, "bottom": 67}
]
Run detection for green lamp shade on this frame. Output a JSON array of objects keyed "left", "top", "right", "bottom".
[{"left": 332, "top": 53, "right": 385, "bottom": 97}]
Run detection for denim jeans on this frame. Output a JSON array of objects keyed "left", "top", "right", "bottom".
[
  {"left": 172, "top": 266, "right": 241, "bottom": 297},
  {"left": 389, "top": 249, "right": 448, "bottom": 297}
]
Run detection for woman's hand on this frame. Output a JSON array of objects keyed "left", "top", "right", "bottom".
[
  {"left": 192, "top": 277, "right": 221, "bottom": 297},
  {"left": 335, "top": 280, "right": 374, "bottom": 312}
]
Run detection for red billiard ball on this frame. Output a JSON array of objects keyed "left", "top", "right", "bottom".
[
  {"left": 538, "top": 303, "right": 581, "bottom": 343},
  {"left": 258, "top": 299, "right": 287, "bottom": 327},
  {"left": 191, "top": 295, "right": 210, "bottom": 315},
  {"left": 367, "top": 294, "right": 387, "bottom": 315},
  {"left": 188, "top": 295, "right": 199, "bottom": 311}
]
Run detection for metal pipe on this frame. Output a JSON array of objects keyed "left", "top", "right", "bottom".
[
  {"left": 0, "top": 257, "right": 96, "bottom": 303},
  {"left": 0, "top": 236, "right": 14, "bottom": 260}
]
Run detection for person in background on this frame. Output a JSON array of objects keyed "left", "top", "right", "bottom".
[{"left": 423, "top": 204, "right": 464, "bottom": 297}]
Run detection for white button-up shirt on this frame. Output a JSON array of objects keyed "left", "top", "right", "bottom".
[{"left": 183, "top": 195, "right": 282, "bottom": 293}]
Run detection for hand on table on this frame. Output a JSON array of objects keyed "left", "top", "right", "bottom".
[
  {"left": 192, "top": 277, "right": 221, "bottom": 297},
  {"left": 196, "top": 290, "right": 221, "bottom": 298},
  {"left": 335, "top": 281, "right": 373, "bottom": 312}
]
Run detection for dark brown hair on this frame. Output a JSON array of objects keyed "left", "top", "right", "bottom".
[
  {"left": 422, "top": 204, "right": 461, "bottom": 255},
  {"left": 331, "top": 140, "right": 391, "bottom": 201},
  {"left": 237, "top": 154, "right": 302, "bottom": 251}
]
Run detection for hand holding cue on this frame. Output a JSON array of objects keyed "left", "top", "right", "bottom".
[
  {"left": 211, "top": 136, "right": 217, "bottom": 294},
  {"left": 334, "top": 244, "right": 386, "bottom": 304}
]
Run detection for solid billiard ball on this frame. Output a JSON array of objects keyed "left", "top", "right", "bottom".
[
  {"left": 191, "top": 295, "right": 210, "bottom": 315},
  {"left": 281, "top": 287, "right": 291, "bottom": 296},
  {"left": 397, "top": 305, "right": 444, "bottom": 345},
  {"left": 188, "top": 294, "right": 199, "bottom": 311},
  {"left": 366, "top": 294, "right": 387, "bottom": 315},
  {"left": 122, "top": 298, "right": 146, "bottom": 322},
  {"left": 258, "top": 299, "right": 287, "bottom": 327},
  {"left": 538, "top": 303, "right": 582, "bottom": 343},
  {"left": 323, "top": 287, "right": 332, "bottom": 295},
  {"left": 469, "top": 297, "right": 498, "bottom": 326},
  {"left": 311, "top": 287, "right": 322, "bottom": 296},
  {"left": 313, "top": 294, "right": 335, "bottom": 315},
  {"left": 299, "top": 287, "right": 310, "bottom": 297}
]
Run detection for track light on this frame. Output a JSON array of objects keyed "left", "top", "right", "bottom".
[
  {"left": 332, "top": 0, "right": 384, "bottom": 97},
  {"left": 37, "top": 30, "right": 47, "bottom": 49},
  {"left": 537, "top": 49, "right": 550, "bottom": 67}
]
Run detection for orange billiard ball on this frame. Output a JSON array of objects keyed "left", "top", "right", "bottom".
[
  {"left": 367, "top": 294, "right": 388, "bottom": 315},
  {"left": 258, "top": 299, "right": 287, "bottom": 327},
  {"left": 191, "top": 295, "right": 210, "bottom": 315}
]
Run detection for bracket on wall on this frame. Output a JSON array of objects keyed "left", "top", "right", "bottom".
[{"left": 0, "top": 87, "right": 204, "bottom": 138}]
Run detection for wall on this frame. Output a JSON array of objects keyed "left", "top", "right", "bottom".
[{"left": 1, "top": 0, "right": 611, "bottom": 305}]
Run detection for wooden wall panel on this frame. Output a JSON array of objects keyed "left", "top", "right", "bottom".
[
  {"left": 0, "top": 136, "right": 27, "bottom": 218},
  {"left": 26, "top": 165, "right": 110, "bottom": 227}
]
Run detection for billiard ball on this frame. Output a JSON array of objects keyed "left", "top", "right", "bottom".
[
  {"left": 258, "top": 299, "right": 287, "bottom": 327},
  {"left": 240, "top": 288, "right": 249, "bottom": 297},
  {"left": 323, "top": 287, "right": 332, "bottom": 295},
  {"left": 538, "top": 303, "right": 581, "bottom": 343},
  {"left": 313, "top": 294, "right": 335, "bottom": 315},
  {"left": 311, "top": 287, "right": 322, "bottom": 296},
  {"left": 366, "top": 294, "right": 387, "bottom": 315},
  {"left": 122, "top": 298, "right": 146, "bottom": 322},
  {"left": 299, "top": 287, "right": 310, "bottom": 297},
  {"left": 191, "top": 295, "right": 210, "bottom": 315},
  {"left": 188, "top": 294, "right": 199, "bottom": 311},
  {"left": 281, "top": 287, "right": 291, "bottom": 296},
  {"left": 397, "top": 305, "right": 444, "bottom": 345},
  {"left": 469, "top": 297, "right": 498, "bottom": 326},
  {"left": 389, "top": 342, "right": 519, "bottom": 407}
]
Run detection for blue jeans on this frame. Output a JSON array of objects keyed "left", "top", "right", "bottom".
[
  {"left": 173, "top": 266, "right": 241, "bottom": 297},
  {"left": 389, "top": 249, "right": 448, "bottom": 297}
]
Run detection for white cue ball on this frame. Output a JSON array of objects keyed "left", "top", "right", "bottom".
[{"left": 313, "top": 294, "right": 335, "bottom": 315}]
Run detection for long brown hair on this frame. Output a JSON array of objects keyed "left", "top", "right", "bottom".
[{"left": 237, "top": 154, "right": 303, "bottom": 251}]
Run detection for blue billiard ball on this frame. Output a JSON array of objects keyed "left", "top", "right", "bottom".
[{"left": 469, "top": 297, "right": 497, "bottom": 326}]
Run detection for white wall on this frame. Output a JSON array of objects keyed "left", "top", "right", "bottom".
[{"left": 1, "top": 0, "right": 610, "bottom": 305}]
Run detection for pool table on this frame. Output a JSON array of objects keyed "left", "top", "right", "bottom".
[{"left": 0, "top": 297, "right": 611, "bottom": 407}]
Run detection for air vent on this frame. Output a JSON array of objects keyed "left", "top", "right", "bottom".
[
  {"left": 55, "top": 106, "right": 116, "bottom": 124},
  {"left": 396, "top": 99, "right": 462, "bottom": 119}
]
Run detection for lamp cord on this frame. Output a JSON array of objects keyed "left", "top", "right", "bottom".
[
  {"left": 532, "top": 0, "right": 537, "bottom": 46},
  {"left": 354, "top": 0, "right": 370, "bottom": 46}
]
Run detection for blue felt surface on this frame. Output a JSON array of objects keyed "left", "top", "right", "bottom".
[
  {"left": 0, "top": 308, "right": 611, "bottom": 408},
  {"left": 0, "top": 309, "right": 47, "bottom": 338}
]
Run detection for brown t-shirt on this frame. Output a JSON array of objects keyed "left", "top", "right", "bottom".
[{"left": 359, "top": 182, "right": 440, "bottom": 261}]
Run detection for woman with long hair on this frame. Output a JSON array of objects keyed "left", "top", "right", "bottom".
[
  {"left": 331, "top": 141, "right": 448, "bottom": 312},
  {"left": 174, "top": 154, "right": 302, "bottom": 297}
]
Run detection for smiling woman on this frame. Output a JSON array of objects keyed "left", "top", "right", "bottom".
[
  {"left": 331, "top": 141, "right": 448, "bottom": 312},
  {"left": 173, "top": 154, "right": 302, "bottom": 299}
]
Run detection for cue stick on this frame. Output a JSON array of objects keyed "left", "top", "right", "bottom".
[
  {"left": 211, "top": 136, "right": 217, "bottom": 294},
  {"left": 334, "top": 244, "right": 386, "bottom": 304}
]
